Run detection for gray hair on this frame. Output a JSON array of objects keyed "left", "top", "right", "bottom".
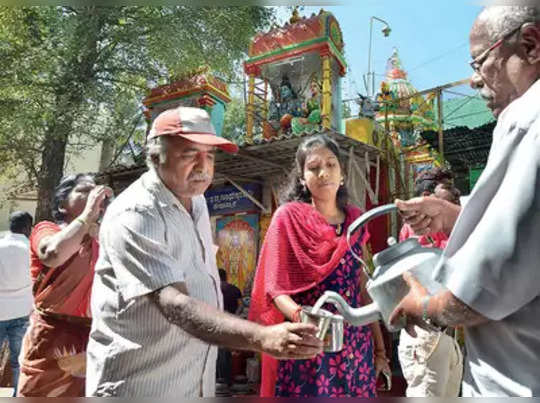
[
  {"left": 478, "top": 6, "right": 539, "bottom": 42},
  {"left": 145, "top": 136, "right": 169, "bottom": 169}
]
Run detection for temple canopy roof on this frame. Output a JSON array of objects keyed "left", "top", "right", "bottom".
[
  {"left": 142, "top": 68, "right": 231, "bottom": 108},
  {"left": 245, "top": 9, "right": 346, "bottom": 75},
  {"left": 440, "top": 94, "right": 496, "bottom": 130},
  {"left": 421, "top": 95, "right": 496, "bottom": 171}
]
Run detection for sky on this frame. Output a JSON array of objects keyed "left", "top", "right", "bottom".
[{"left": 275, "top": 1, "right": 484, "bottom": 101}]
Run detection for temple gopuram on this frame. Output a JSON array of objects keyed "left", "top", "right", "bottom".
[{"left": 374, "top": 48, "right": 442, "bottom": 197}]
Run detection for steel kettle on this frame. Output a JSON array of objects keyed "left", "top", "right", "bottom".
[{"left": 317, "top": 203, "right": 444, "bottom": 332}]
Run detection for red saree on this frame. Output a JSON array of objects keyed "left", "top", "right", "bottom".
[
  {"left": 249, "top": 202, "right": 368, "bottom": 396},
  {"left": 17, "top": 221, "right": 98, "bottom": 397},
  {"left": 399, "top": 223, "right": 448, "bottom": 248}
]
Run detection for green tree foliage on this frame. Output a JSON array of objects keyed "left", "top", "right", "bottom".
[
  {"left": 0, "top": 6, "right": 274, "bottom": 220},
  {"left": 222, "top": 97, "right": 246, "bottom": 145}
]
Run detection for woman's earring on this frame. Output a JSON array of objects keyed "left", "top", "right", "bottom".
[{"left": 340, "top": 178, "right": 345, "bottom": 186}]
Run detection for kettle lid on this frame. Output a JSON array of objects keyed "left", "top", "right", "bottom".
[{"left": 373, "top": 238, "right": 421, "bottom": 268}]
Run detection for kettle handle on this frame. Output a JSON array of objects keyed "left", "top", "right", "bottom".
[{"left": 347, "top": 203, "right": 398, "bottom": 279}]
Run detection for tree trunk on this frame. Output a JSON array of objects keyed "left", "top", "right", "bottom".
[
  {"left": 98, "top": 138, "right": 115, "bottom": 172},
  {"left": 34, "top": 8, "right": 103, "bottom": 222},
  {"left": 34, "top": 134, "right": 69, "bottom": 222}
]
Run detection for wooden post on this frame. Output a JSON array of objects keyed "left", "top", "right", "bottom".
[
  {"left": 437, "top": 89, "right": 444, "bottom": 158},
  {"left": 321, "top": 52, "right": 332, "bottom": 129},
  {"left": 263, "top": 79, "right": 269, "bottom": 121},
  {"left": 384, "top": 104, "right": 390, "bottom": 162},
  {"left": 246, "top": 73, "right": 256, "bottom": 140}
]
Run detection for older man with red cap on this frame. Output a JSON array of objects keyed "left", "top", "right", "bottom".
[{"left": 86, "top": 107, "right": 322, "bottom": 397}]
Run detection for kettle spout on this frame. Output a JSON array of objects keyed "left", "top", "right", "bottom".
[{"left": 322, "top": 291, "right": 381, "bottom": 327}]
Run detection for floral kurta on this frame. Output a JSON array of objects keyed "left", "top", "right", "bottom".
[{"left": 275, "top": 240, "right": 377, "bottom": 397}]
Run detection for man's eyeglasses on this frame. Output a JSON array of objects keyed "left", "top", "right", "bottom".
[{"left": 469, "top": 24, "right": 523, "bottom": 73}]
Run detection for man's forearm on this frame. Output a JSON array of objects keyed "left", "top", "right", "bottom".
[
  {"left": 429, "top": 290, "right": 489, "bottom": 328},
  {"left": 153, "top": 285, "right": 264, "bottom": 352}
]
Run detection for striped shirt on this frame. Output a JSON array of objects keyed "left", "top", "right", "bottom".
[{"left": 86, "top": 168, "right": 222, "bottom": 397}]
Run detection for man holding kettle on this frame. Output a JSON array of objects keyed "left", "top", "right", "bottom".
[{"left": 391, "top": 4, "right": 540, "bottom": 397}]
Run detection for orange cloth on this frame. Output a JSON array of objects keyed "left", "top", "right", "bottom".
[
  {"left": 17, "top": 221, "right": 98, "bottom": 397},
  {"left": 399, "top": 223, "right": 448, "bottom": 248}
]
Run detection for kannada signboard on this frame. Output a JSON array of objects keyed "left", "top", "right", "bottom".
[{"left": 205, "top": 183, "right": 262, "bottom": 216}]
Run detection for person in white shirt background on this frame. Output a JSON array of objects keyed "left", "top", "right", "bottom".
[{"left": 0, "top": 211, "right": 33, "bottom": 396}]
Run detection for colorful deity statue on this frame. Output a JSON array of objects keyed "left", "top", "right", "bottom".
[
  {"left": 357, "top": 93, "right": 376, "bottom": 119},
  {"left": 268, "top": 75, "right": 303, "bottom": 130},
  {"left": 291, "top": 75, "right": 322, "bottom": 135},
  {"left": 375, "top": 81, "right": 397, "bottom": 113}
]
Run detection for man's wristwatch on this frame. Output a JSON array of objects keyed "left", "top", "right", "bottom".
[{"left": 421, "top": 295, "right": 443, "bottom": 331}]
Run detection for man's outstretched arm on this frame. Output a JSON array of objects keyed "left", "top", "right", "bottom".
[{"left": 152, "top": 282, "right": 323, "bottom": 360}]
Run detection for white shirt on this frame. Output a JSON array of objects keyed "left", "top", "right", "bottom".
[
  {"left": 0, "top": 232, "right": 32, "bottom": 321},
  {"left": 434, "top": 79, "right": 540, "bottom": 396},
  {"left": 86, "top": 168, "right": 222, "bottom": 397}
]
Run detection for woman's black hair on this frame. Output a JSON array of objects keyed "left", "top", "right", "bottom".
[
  {"left": 52, "top": 173, "right": 94, "bottom": 223},
  {"left": 414, "top": 167, "right": 454, "bottom": 196},
  {"left": 281, "top": 134, "right": 349, "bottom": 210}
]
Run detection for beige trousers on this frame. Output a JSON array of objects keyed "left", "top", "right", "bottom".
[{"left": 398, "top": 326, "right": 463, "bottom": 397}]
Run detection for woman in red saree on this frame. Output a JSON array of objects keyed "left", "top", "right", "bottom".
[
  {"left": 249, "top": 134, "right": 390, "bottom": 397},
  {"left": 17, "top": 174, "right": 112, "bottom": 397}
]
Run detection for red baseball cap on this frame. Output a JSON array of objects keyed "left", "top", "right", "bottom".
[{"left": 148, "top": 106, "right": 239, "bottom": 154}]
